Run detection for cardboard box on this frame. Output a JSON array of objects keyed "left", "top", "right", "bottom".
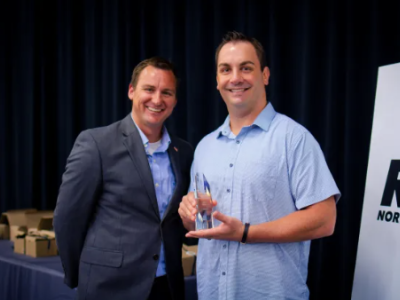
[
  {"left": 25, "top": 232, "right": 57, "bottom": 257},
  {"left": 25, "top": 211, "right": 54, "bottom": 233},
  {"left": 182, "top": 244, "right": 198, "bottom": 276},
  {"left": 0, "top": 214, "right": 10, "bottom": 239},
  {"left": 10, "top": 225, "right": 27, "bottom": 242},
  {"left": 13, "top": 227, "right": 29, "bottom": 254},
  {"left": 25, "top": 216, "right": 57, "bottom": 257},
  {"left": 3, "top": 209, "right": 37, "bottom": 242},
  {"left": 14, "top": 236, "right": 26, "bottom": 254},
  {"left": 4, "top": 209, "right": 37, "bottom": 226},
  {"left": 0, "top": 224, "right": 9, "bottom": 239}
]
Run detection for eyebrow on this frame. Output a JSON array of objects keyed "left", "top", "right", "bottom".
[
  {"left": 239, "top": 61, "right": 255, "bottom": 66},
  {"left": 141, "top": 84, "right": 155, "bottom": 89},
  {"left": 218, "top": 61, "right": 255, "bottom": 68},
  {"left": 162, "top": 89, "right": 175, "bottom": 94},
  {"left": 141, "top": 85, "right": 175, "bottom": 93}
]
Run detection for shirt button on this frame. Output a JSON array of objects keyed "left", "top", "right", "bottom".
[
  {"left": 236, "top": 140, "right": 240, "bottom": 144},
  {"left": 153, "top": 254, "right": 159, "bottom": 260},
  {"left": 229, "top": 163, "right": 233, "bottom": 167},
  {"left": 227, "top": 189, "right": 230, "bottom": 193},
  {"left": 222, "top": 272, "right": 226, "bottom": 275},
  {"left": 155, "top": 183, "right": 159, "bottom": 187},
  {"left": 153, "top": 159, "right": 156, "bottom": 163},
  {"left": 223, "top": 244, "right": 227, "bottom": 249}
]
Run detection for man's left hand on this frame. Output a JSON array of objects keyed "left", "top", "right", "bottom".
[{"left": 185, "top": 211, "right": 244, "bottom": 241}]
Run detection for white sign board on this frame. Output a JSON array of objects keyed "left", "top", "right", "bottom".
[{"left": 352, "top": 62, "right": 400, "bottom": 300}]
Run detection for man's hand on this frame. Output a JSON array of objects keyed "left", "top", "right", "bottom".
[
  {"left": 185, "top": 211, "right": 244, "bottom": 241},
  {"left": 179, "top": 192, "right": 217, "bottom": 231},
  {"left": 178, "top": 192, "right": 197, "bottom": 230}
]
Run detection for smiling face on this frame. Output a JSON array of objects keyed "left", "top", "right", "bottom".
[
  {"left": 216, "top": 41, "right": 270, "bottom": 113},
  {"left": 128, "top": 65, "right": 177, "bottom": 134}
]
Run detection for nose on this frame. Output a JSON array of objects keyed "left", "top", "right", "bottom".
[
  {"left": 230, "top": 69, "right": 243, "bottom": 85},
  {"left": 152, "top": 92, "right": 162, "bottom": 105}
]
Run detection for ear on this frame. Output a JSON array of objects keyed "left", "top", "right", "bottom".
[
  {"left": 216, "top": 75, "right": 220, "bottom": 91},
  {"left": 128, "top": 84, "right": 135, "bottom": 101},
  {"left": 262, "top": 67, "right": 270, "bottom": 86}
]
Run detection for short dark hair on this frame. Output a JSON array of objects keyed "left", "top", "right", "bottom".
[
  {"left": 130, "top": 57, "right": 178, "bottom": 89},
  {"left": 215, "top": 31, "right": 266, "bottom": 70}
]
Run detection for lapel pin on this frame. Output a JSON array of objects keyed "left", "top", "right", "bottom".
[{"left": 174, "top": 147, "right": 178, "bottom": 152}]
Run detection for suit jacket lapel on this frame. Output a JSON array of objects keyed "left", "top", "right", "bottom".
[
  {"left": 162, "top": 138, "right": 182, "bottom": 222},
  {"left": 121, "top": 115, "right": 160, "bottom": 220}
]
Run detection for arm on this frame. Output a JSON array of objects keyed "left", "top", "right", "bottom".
[
  {"left": 247, "top": 196, "right": 336, "bottom": 243},
  {"left": 247, "top": 128, "right": 339, "bottom": 242},
  {"left": 185, "top": 196, "right": 336, "bottom": 242},
  {"left": 53, "top": 131, "right": 101, "bottom": 288}
]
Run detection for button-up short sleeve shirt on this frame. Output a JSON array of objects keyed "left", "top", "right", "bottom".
[{"left": 190, "top": 103, "right": 341, "bottom": 300}]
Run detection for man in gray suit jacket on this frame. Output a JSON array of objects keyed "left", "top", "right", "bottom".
[{"left": 54, "top": 57, "right": 194, "bottom": 300}]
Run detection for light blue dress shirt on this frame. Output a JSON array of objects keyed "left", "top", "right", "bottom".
[
  {"left": 190, "top": 103, "right": 341, "bottom": 300},
  {"left": 132, "top": 118, "right": 176, "bottom": 277}
]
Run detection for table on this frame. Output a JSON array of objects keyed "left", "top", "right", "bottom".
[{"left": 0, "top": 240, "right": 197, "bottom": 300}]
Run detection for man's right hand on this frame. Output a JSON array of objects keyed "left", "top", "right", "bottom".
[
  {"left": 179, "top": 192, "right": 197, "bottom": 231},
  {"left": 179, "top": 192, "right": 218, "bottom": 231}
]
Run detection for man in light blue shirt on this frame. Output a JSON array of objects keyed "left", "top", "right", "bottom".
[{"left": 179, "top": 32, "right": 341, "bottom": 299}]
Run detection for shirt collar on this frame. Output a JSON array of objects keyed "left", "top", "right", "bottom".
[
  {"left": 130, "top": 114, "right": 171, "bottom": 152},
  {"left": 217, "top": 102, "right": 277, "bottom": 138}
]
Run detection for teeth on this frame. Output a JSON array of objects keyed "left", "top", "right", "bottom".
[
  {"left": 147, "top": 107, "right": 162, "bottom": 112},
  {"left": 231, "top": 89, "right": 245, "bottom": 93}
]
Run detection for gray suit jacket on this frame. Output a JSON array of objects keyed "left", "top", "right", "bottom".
[{"left": 54, "top": 114, "right": 194, "bottom": 300}]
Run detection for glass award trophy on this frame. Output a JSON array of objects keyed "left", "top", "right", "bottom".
[{"left": 194, "top": 173, "right": 215, "bottom": 230}]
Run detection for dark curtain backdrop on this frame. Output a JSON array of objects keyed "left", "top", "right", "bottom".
[{"left": 1, "top": 1, "right": 400, "bottom": 299}]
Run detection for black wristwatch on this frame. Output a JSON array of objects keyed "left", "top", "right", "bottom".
[{"left": 240, "top": 223, "right": 250, "bottom": 244}]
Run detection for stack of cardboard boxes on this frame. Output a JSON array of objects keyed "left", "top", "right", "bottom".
[
  {"left": 0, "top": 208, "right": 37, "bottom": 242},
  {"left": 0, "top": 209, "right": 57, "bottom": 257}
]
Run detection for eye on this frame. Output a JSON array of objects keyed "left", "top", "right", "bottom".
[
  {"left": 162, "top": 91, "right": 173, "bottom": 96},
  {"left": 220, "top": 68, "right": 230, "bottom": 74},
  {"left": 242, "top": 66, "right": 252, "bottom": 72}
]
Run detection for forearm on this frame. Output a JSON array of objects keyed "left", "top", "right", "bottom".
[{"left": 247, "top": 197, "right": 336, "bottom": 243}]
